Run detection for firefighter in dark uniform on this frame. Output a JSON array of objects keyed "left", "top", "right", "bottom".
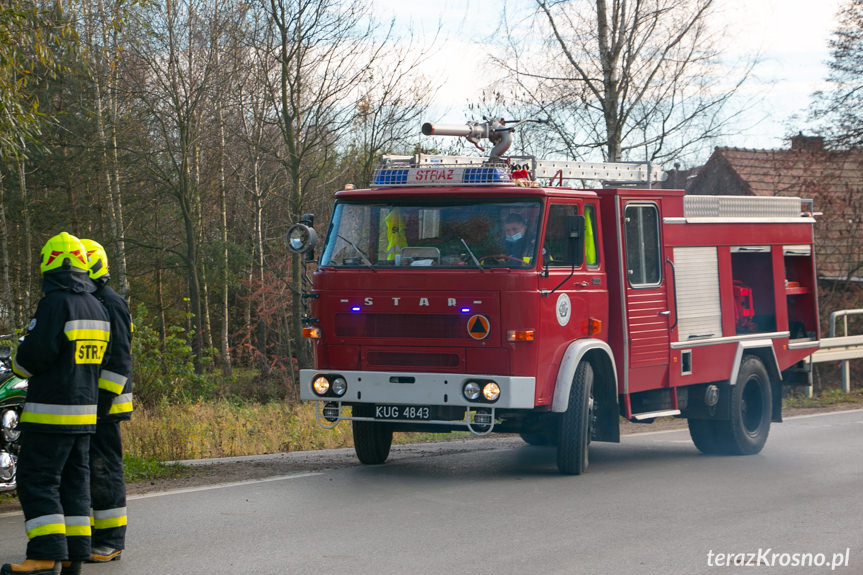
[
  {"left": 80, "top": 239, "right": 131, "bottom": 563},
  {"left": 2, "top": 232, "right": 110, "bottom": 575}
]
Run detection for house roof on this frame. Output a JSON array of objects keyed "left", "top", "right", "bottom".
[
  {"left": 687, "top": 136, "right": 863, "bottom": 281},
  {"left": 705, "top": 146, "right": 863, "bottom": 198}
]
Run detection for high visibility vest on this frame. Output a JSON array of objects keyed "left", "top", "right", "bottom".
[
  {"left": 585, "top": 208, "right": 597, "bottom": 265},
  {"left": 385, "top": 208, "right": 407, "bottom": 260}
]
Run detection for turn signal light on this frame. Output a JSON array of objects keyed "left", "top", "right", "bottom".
[
  {"left": 303, "top": 327, "right": 322, "bottom": 339},
  {"left": 583, "top": 318, "right": 602, "bottom": 336},
  {"left": 507, "top": 330, "right": 535, "bottom": 342}
]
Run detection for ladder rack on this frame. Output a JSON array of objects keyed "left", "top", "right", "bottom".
[{"left": 376, "top": 154, "right": 665, "bottom": 186}]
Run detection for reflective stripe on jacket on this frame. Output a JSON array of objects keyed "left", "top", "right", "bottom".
[{"left": 94, "top": 284, "right": 133, "bottom": 421}]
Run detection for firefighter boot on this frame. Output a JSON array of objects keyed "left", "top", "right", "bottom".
[
  {"left": 86, "top": 546, "right": 120, "bottom": 563},
  {"left": 59, "top": 562, "right": 81, "bottom": 575},
  {"left": 0, "top": 560, "right": 60, "bottom": 575}
]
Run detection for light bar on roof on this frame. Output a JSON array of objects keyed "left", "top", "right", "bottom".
[{"left": 372, "top": 165, "right": 513, "bottom": 187}]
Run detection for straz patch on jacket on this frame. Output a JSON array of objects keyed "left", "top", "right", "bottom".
[{"left": 75, "top": 340, "right": 107, "bottom": 364}]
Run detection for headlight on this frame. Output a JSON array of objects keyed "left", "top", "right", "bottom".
[
  {"left": 286, "top": 223, "right": 318, "bottom": 254},
  {"left": 331, "top": 377, "right": 347, "bottom": 397},
  {"left": 463, "top": 381, "right": 481, "bottom": 401},
  {"left": 482, "top": 382, "right": 501, "bottom": 402},
  {"left": 312, "top": 376, "right": 330, "bottom": 396}
]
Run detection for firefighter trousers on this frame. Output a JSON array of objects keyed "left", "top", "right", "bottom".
[
  {"left": 89, "top": 421, "right": 126, "bottom": 549},
  {"left": 16, "top": 431, "right": 91, "bottom": 561}
]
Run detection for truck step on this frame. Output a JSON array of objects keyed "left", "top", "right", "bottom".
[{"left": 631, "top": 409, "right": 682, "bottom": 422}]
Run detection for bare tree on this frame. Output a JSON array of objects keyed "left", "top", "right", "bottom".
[
  {"left": 129, "top": 0, "right": 226, "bottom": 364},
  {"left": 347, "top": 33, "right": 438, "bottom": 187},
  {"left": 810, "top": 0, "right": 863, "bottom": 148},
  {"left": 491, "top": 0, "right": 752, "bottom": 164},
  {"left": 258, "top": 0, "right": 389, "bottom": 371},
  {"left": 81, "top": 0, "right": 134, "bottom": 298}
]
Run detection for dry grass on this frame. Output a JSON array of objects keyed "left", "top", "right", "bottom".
[
  {"left": 122, "top": 401, "right": 354, "bottom": 461},
  {"left": 122, "top": 400, "right": 471, "bottom": 462}
]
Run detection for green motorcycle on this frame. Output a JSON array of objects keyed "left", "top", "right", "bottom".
[{"left": 0, "top": 344, "right": 26, "bottom": 492}]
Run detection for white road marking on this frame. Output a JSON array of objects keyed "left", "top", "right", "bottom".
[{"left": 0, "top": 473, "right": 322, "bottom": 518}]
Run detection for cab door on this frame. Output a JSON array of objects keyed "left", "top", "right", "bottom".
[
  {"left": 621, "top": 200, "right": 670, "bottom": 393},
  {"left": 537, "top": 200, "right": 605, "bottom": 404}
]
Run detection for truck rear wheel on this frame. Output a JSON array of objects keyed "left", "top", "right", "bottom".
[
  {"left": 351, "top": 405, "right": 393, "bottom": 465},
  {"left": 557, "top": 361, "right": 594, "bottom": 475},
  {"left": 689, "top": 355, "right": 772, "bottom": 455},
  {"left": 687, "top": 418, "right": 722, "bottom": 454}
]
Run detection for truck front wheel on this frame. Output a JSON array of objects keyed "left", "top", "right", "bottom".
[
  {"left": 557, "top": 361, "right": 594, "bottom": 475},
  {"left": 351, "top": 405, "right": 393, "bottom": 465}
]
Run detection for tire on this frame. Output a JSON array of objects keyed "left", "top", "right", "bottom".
[
  {"left": 689, "top": 356, "right": 772, "bottom": 455},
  {"left": 688, "top": 418, "right": 722, "bottom": 454},
  {"left": 556, "top": 361, "right": 594, "bottom": 475},
  {"left": 351, "top": 405, "right": 393, "bottom": 465}
]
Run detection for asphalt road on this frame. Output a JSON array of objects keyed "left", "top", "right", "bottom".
[{"left": 1, "top": 410, "right": 861, "bottom": 574}]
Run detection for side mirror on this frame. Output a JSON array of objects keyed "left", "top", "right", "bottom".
[{"left": 565, "top": 215, "right": 585, "bottom": 267}]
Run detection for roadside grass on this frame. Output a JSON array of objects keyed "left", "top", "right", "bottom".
[
  {"left": 122, "top": 400, "right": 473, "bottom": 467},
  {"left": 783, "top": 387, "right": 863, "bottom": 409},
  {"left": 123, "top": 400, "right": 354, "bottom": 462},
  {"left": 123, "top": 455, "right": 186, "bottom": 482}
]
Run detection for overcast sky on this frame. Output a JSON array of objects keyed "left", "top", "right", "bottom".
[{"left": 375, "top": 0, "right": 842, "bottom": 159}]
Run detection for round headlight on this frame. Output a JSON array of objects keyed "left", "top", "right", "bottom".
[
  {"left": 482, "top": 382, "right": 501, "bottom": 402},
  {"left": 312, "top": 376, "right": 330, "bottom": 396},
  {"left": 463, "top": 381, "right": 481, "bottom": 401},
  {"left": 286, "top": 223, "right": 318, "bottom": 254},
  {"left": 331, "top": 377, "right": 347, "bottom": 397}
]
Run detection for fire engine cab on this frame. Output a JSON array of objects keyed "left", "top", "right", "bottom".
[{"left": 287, "top": 119, "right": 820, "bottom": 475}]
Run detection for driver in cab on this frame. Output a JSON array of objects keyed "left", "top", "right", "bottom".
[{"left": 504, "top": 213, "right": 533, "bottom": 263}]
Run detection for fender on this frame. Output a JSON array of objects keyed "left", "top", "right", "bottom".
[
  {"left": 551, "top": 339, "right": 618, "bottom": 413},
  {"left": 729, "top": 339, "right": 782, "bottom": 386},
  {"left": 730, "top": 339, "right": 784, "bottom": 423}
]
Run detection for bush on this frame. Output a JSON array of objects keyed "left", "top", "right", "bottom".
[{"left": 132, "top": 305, "right": 217, "bottom": 408}]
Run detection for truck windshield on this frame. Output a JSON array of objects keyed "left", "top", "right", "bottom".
[{"left": 320, "top": 199, "right": 543, "bottom": 269}]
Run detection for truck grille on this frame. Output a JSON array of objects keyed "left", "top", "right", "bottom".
[
  {"left": 366, "top": 351, "right": 461, "bottom": 368},
  {"left": 334, "top": 313, "right": 465, "bottom": 339}
]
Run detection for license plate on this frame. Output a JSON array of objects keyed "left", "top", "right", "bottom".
[{"left": 374, "top": 405, "right": 432, "bottom": 421}]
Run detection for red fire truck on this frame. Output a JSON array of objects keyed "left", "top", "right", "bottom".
[{"left": 286, "top": 119, "right": 820, "bottom": 474}]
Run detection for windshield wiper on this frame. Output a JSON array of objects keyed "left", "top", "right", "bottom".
[
  {"left": 460, "top": 238, "right": 484, "bottom": 271},
  {"left": 338, "top": 234, "right": 375, "bottom": 270}
]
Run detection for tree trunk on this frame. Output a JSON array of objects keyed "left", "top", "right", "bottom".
[
  {"left": 156, "top": 265, "right": 166, "bottom": 345},
  {"left": 17, "top": 151, "right": 32, "bottom": 309},
  {"left": 253, "top": 165, "right": 268, "bottom": 372},
  {"left": 0, "top": 175, "right": 15, "bottom": 331},
  {"left": 180, "top": 188, "right": 204, "bottom": 368},
  {"left": 218, "top": 101, "right": 231, "bottom": 376}
]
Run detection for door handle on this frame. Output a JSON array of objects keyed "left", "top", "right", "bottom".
[{"left": 659, "top": 310, "right": 671, "bottom": 316}]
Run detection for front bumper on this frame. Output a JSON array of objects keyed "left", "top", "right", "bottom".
[
  {"left": 299, "top": 369, "right": 536, "bottom": 435},
  {"left": 299, "top": 369, "right": 535, "bottom": 408}
]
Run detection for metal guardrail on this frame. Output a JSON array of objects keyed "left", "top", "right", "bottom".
[{"left": 807, "top": 309, "right": 863, "bottom": 393}]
